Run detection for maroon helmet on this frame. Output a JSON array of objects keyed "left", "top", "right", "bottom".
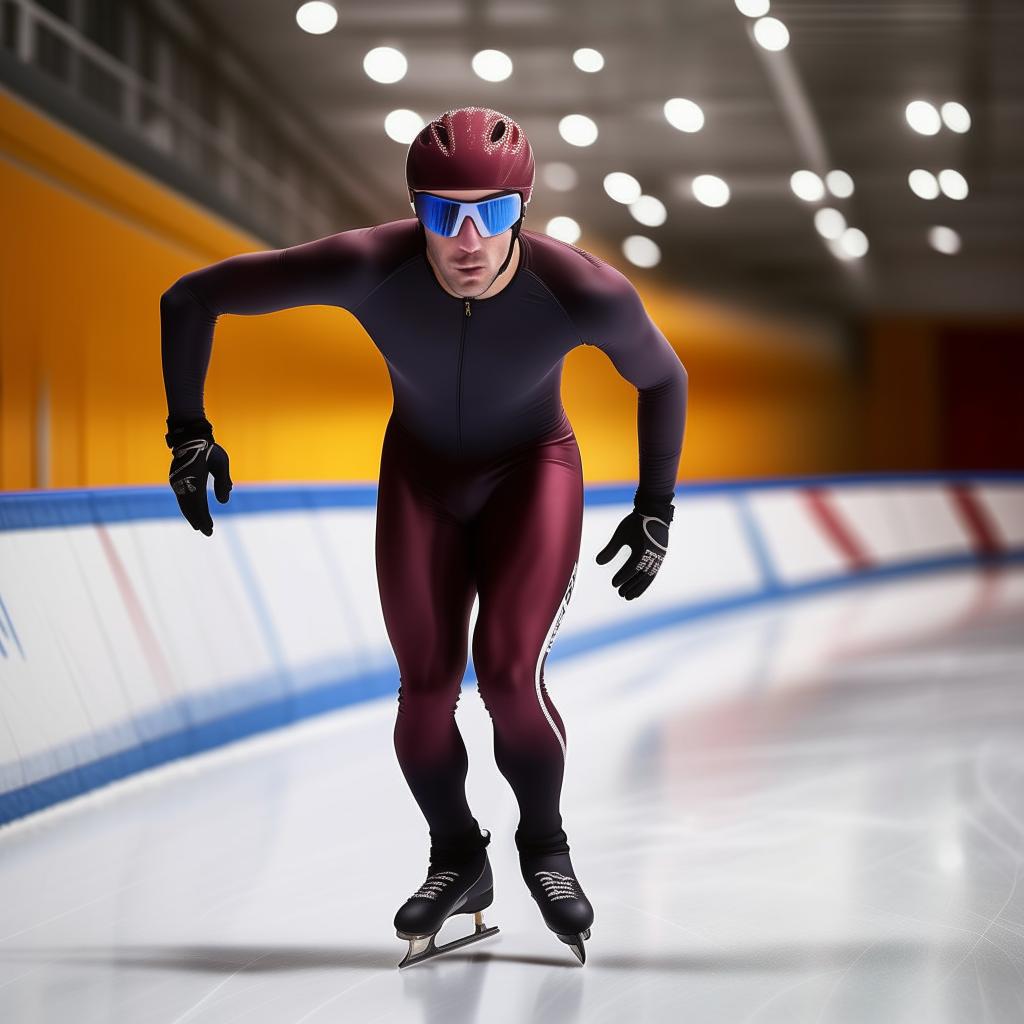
[{"left": 406, "top": 106, "right": 535, "bottom": 205}]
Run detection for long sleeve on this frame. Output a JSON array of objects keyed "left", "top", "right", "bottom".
[
  {"left": 575, "top": 269, "right": 688, "bottom": 498},
  {"left": 160, "top": 227, "right": 382, "bottom": 423}
]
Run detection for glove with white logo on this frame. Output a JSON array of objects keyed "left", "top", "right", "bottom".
[
  {"left": 165, "top": 416, "right": 232, "bottom": 536},
  {"left": 595, "top": 488, "right": 674, "bottom": 601}
]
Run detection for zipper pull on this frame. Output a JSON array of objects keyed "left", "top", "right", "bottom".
[{"left": 464, "top": 299, "right": 472, "bottom": 317}]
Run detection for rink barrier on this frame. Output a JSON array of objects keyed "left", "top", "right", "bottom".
[{"left": 1, "top": 471, "right": 1022, "bottom": 826}]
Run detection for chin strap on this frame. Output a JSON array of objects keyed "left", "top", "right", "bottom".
[{"left": 480, "top": 210, "right": 524, "bottom": 294}]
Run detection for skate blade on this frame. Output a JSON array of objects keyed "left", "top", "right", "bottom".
[
  {"left": 397, "top": 911, "right": 500, "bottom": 970},
  {"left": 556, "top": 927, "right": 591, "bottom": 965}
]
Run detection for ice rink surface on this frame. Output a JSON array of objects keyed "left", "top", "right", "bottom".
[{"left": 2, "top": 566, "right": 1023, "bottom": 1023}]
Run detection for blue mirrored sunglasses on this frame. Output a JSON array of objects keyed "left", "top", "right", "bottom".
[{"left": 411, "top": 190, "right": 524, "bottom": 238}]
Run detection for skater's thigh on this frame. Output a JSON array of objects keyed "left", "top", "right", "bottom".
[
  {"left": 472, "top": 447, "right": 583, "bottom": 667},
  {"left": 375, "top": 457, "right": 477, "bottom": 689}
]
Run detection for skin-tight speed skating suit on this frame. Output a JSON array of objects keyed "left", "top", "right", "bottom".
[{"left": 160, "top": 218, "right": 688, "bottom": 856}]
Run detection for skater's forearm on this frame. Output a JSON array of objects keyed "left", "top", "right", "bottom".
[
  {"left": 635, "top": 357, "right": 687, "bottom": 500},
  {"left": 160, "top": 282, "right": 218, "bottom": 423}
]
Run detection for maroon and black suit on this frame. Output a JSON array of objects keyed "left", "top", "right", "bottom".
[{"left": 160, "top": 219, "right": 687, "bottom": 854}]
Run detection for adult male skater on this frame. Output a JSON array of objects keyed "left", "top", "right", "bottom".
[{"left": 160, "top": 106, "right": 687, "bottom": 967}]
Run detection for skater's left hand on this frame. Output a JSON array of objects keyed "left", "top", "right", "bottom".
[{"left": 595, "top": 489, "right": 674, "bottom": 601}]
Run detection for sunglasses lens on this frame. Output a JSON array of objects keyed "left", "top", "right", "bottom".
[
  {"left": 476, "top": 193, "right": 522, "bottom": 236},
  {"left": 413, "top": 193, "right": 460, "bottom": 236},
  {"left": 414, "top": 192, "right": 522, "bottom": 237}
]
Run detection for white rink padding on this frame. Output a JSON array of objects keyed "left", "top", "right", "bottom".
[{"left": 0, "top": 474, "right": 1021, "bottom": 824}]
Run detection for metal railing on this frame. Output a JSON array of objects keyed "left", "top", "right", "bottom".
[{"left": 1, "top": 0, "right": 347, "bottom": 243}]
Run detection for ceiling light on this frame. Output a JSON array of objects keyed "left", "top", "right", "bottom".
[
  {"left": 753, "top": 17, "right": 789, "bottom": 50},
  {"left": 384, "top": 109, "right": 423, "bottom": 144},
  {"left": 630, "top": 195, "right": 667, "bottom": 227},
  {"left": 928, "top": 226, "right": 961, "bottom": 254},
  {"left": 572, "top": 48, "right": 604, "bottom": 73},
  {"left": 825, "top": 169, "right": 854, "bottom": 198},
  {"left": 692, "top": 175, "right": 730, "bottom": 207},
  {"left": 664, "top": 98, "right": 705, "bottom": 133},
  {"left": 547, "top": 216, "right": 582, "bottom": 244},
  {"left": 790, "top": 170, "right": 825, "bottom": 202},
  {"left": 735, "top": 0, "right": 770, "bottom": 16},
  {"left": 908, "top": 169, "right": 939, "bottom": 200},
  {"left": 295, "top": 1, "right": 337, "bottom": 34},
  {"left": 814, "top": 207, "right": 847, "bottom": 240},
  {"left": 363, "top": 46, "right": 407, "bottom": 84},
  {"left": 940, "top": 101, "right": 971, "bottom": 133},
  {"left": 838, "top": 227, "right": 869, "bottom": 258},
  {"left": 623, "top": 235, "right": 661, "bottom": 268},
  {"left": 472, "top": 49, "right": 513, "bottom": 82},
  {"left": 542, "top": 162, "right": 578, "bottom": 191},
  {"left": 937, "top": 169, "right": 968, "bottom": 200},
  {"left": 559, "top": 114, "right": 598, "bottom": 146},
  {"left": 905, "top": 100, "right": 941, "bottom": 135},
  {"left": 604, "top": 172, "right": 642, "bottom": 204}
]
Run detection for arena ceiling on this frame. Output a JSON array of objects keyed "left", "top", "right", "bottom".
[{"left": 188, "top": 0, "right": 1023, "bottom": 320}]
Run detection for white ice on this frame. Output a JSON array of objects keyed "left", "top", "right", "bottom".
[{"left": 2, "top": 566, "right": 1023, "bottom": 1023}]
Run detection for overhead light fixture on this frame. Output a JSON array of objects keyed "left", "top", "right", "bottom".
[
  {"left": 559, "top": 114, "right": 599, "bottom": 147},
  {"left": 384, "top": 109, "right": 423, "bottom": 144},
  {"left": 735, "top": 0, "right": 770, "bottom": 16},
  {"left": 691, "top": 175, "right": 730, "bottom": 207},
  {"left": 790, "top": 170, "right": 825, "bottom": 202},
  {"left": 928, "top": 226, "right": 961, "bottom": 254},
  {"left": 630, "top": 195, "right": 667, "bottom": 227},
  {"left": 664, "top": 98, "right": 705, "bottom": 133},
  {"left": 753, "top": 17, "right": 789, "bottom": 50},
  {"left": 940, "top": 101, "right": 971, "bottom": 133},
  {"left": 542, "top": 162, "right": 578, "bottom": 191},
  {"left": 604, "top": 172, "right": 642, "bottom": 204},
  {"left": 472, "top": 49, "right": 513, "bottom": 82},
  {"left": 363, "top": 46, "right": 407, "bottom": 84},
  {"left": 814, "top": 208, "right": 847, "bottom": 240},
  {"left": 825, "top": 169, "right": 854, "bottom": 198},
  {"left": 546, "top": 216, "right": 582, "bottom": 244},
  {"left": 828, "top": 227, "right": 868, "bottom": 260},
  {"left": 908, "top": 169, "right": 940, "bottom": 200},
  {"left": 937, "top": 169, "right": 969, "bottom": 200},
  {"left": 572, "top": 48, "right": 604, "bottom": 73},
  {"left": 623, "top": 235, "right": 661, "bottom": 268},
  {"left": 905, "top": 100, "right": 941, "bottom": 135},
  {"left": 295, "top": 1, "right": 337, "bottom": 34}
]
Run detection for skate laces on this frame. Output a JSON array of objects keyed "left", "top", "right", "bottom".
[
  {"left": 409, "top": 869, "right": 459, "bottom": 901},
  {"left": 534, "top": 870, "right": 580, "bottom": 901}
]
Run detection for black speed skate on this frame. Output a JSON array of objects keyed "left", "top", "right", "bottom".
[
  {"left": 394, "top": 825, "right": 499, "bottom": 969},
  {"left": 518, "top": 831, "right": 594, "bottom": 965}
]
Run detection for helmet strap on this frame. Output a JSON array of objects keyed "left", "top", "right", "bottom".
[{"left": 485, "top": 205, "right": 525, "bottom": 290}]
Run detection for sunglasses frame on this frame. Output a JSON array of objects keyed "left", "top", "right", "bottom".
[{"left": 410, "top": 189, "right": 526, "bottom": 238}]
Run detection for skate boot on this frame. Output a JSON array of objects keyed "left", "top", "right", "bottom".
[
  {"left": 394, "top": 823, "right": 499, "bottom": 969},
  {"left": 517, "top": 829, "right": 594, "bottom": 965}
]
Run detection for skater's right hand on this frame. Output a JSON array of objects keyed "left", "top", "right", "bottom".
[{"left": 165, "top": 417, "right": 232, "bottom": 536}]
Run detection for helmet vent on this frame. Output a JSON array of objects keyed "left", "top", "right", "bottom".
[{"left": 490, "top": 120, "right": 507, "bottom": 144}]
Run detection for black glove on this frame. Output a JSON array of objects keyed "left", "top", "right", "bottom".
[
  {"left": 165, "top": 417, "right": 232, "bottom": 536},
  {"left": 595, "top": 487, "right": 674, "bottom": 601}
]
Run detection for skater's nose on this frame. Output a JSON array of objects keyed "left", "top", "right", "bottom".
[{"left": 456, "top": 216, "right": 483, "bottom": 251}]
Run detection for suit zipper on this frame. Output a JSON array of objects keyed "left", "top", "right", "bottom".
[{"left": 456, "top": 299, "right": 471, "bottom": 454}]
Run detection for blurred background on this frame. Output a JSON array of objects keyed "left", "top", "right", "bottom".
[{"left": 2, "top": 0, "right": 1021, "bottom": 490}]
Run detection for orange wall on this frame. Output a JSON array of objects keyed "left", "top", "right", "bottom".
[{"left": 1, "top": 89, "right": 859, "bottom": 491}]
